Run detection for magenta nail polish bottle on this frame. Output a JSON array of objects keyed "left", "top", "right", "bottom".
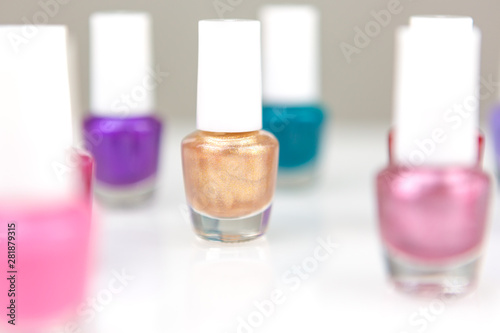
[
  {"left": 84, "top": 12, "right": 163, "bottom": 205},
  {"left": 376, "top": 16, "right": 491, "bottom": 296},
  {"left": 0, "top": 26, "right": 93, "bottom": 331}
]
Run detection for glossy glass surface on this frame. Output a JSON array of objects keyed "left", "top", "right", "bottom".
[
  {"left": 377, "top": 166, "right": 490, "bottom": 263},
  {"left": 0, "top": 199, "right": 91, "bottom": 331},
  {"left": 83, "top": 115, "right": 162, "bottom": 186},
  {"left": 182, "top": 130, "right": 279, "bottom": 219},
  {"left": 262, "top": 105, "right": 325, "bottom": 169}
]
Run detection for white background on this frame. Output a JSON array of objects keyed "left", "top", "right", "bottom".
[{"left": 87, "top": 121, "right": 500, "bottom": 333}]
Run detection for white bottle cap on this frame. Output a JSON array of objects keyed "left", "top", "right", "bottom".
[
  {"left": 68, "top": 34, "right": 83, "bottom": 144},
  {"left": 197, "top": 20, "right": 262, "bottom": 132},
  {"left": 90, "top": 12, "right": 155, "bottom": 116},
  {"left": 0, "top": 26, "right": 75, "bottom": 199},
  {"left": 393, "top": 16, "right": 480, "bottom": 167},
  {"left": 259, "top": 5, "right": 320, "bottom": 105}
]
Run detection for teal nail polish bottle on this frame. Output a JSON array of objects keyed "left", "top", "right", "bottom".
[{"left": 260, "top": 5, "right": 328, "bottom": 185}]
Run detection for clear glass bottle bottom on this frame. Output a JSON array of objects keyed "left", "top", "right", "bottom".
[
  {"left": 385, "top": 251, "right": 480, "bottom": 297},
  {"left": 94, "top": 177, "right": 156, "bottom": 206},
  {"left": 190, "top": 204, "right": 272, "bottom": 242}
]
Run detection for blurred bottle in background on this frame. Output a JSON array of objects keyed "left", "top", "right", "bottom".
[
  {"left": 489, "top": 83, "right": 500, "bottom": 174},
  {"left": 84, "top": 12, "right": 163, "bottom": 206},
  {"left": 0, "top": 25, "right": 93, "bottom": 332},
  {"left": 376, "top": 16, "right": 490, "bottom": 296},
  {"left": 260, "top": 5, "right": 327, "bottom": 186}
]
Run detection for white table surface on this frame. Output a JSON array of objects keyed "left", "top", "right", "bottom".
[{"left": 86, "top": 120, "right": 500, "bottom": 333}]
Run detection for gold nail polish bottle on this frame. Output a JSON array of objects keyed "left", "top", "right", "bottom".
[{"left": 181, "top": 20, "right": 279, "bottom": 242}]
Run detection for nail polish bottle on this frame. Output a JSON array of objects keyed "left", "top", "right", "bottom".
[
  {"left": 182, "top": 20, "right": 279, "bottom": 242},
  {"left": 0, "top": 26, "right": 93, "bottom": 331},
  {"left": 490, "top": 95, "right": 500, "bottom": 175},
  {"left": 259, "top": 5, "right": 326, "bottom": 185},
  {"left": 84, "top": 12, "right": 163, "bottom": 205},
  {"left": 376, "top": 16, "right": 490, "bottom": 295}
]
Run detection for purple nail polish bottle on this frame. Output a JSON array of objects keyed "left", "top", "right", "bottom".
[
  {"left": 490, "top": 107, "right": 500, "bottom": 174},
  {"left": 83, "top": 12, "right": 164, "bottom": 204}
]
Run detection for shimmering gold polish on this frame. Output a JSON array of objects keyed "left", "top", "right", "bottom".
[
  {"left": 185, "top": 19, "right": 279, "bottom": 242},
  {"left": 182, "top": 131, "right": 279, "bottom": 218}
]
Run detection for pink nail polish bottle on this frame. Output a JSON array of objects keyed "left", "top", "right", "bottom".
[
  {"left": 0, "top": 26, "right": 93, "bottom": 331},
  {"left": 376, "top": 16, "right": 491, "bottom": 296}
]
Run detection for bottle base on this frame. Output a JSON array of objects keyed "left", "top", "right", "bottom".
[
  {"left": 190, "top": 205, "right": 272, "bottom": 242},
  {"left": 94, "top": 177, "right": 156, "bottom": 206},
  {"left": 385, "top": 252, "right": 480, "bottom": 297},
  {"left": 277, "top": 164, "right": 317, "bottom": 186}
]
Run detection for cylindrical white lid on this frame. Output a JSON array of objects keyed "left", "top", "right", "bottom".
[
  {"left": 0, "top": 25, "right": 75, "bottom": 199},
  {"left": 393, "top": 16, "right": 480, "bottom": 167},
  {"left": 90, "top": 12, "right": 155, "bottom": 116},
  {"left": 197, "top": 20, "right": 262, "bottom": 132},
  {"left": 259, "top": 5, "right": 320, "bottom": 105}
]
